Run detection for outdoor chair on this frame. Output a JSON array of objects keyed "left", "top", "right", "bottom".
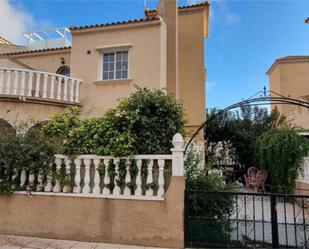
[
  {"left": 244, "top": 167, "right": 258, "bottom": 187},
  {"left": 244, "top": 167, "right": 268, "bottom": 192}
]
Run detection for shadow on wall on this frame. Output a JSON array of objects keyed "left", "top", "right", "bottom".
[{"left": 0, "top": 119, "right": 15, "bottom": 136}]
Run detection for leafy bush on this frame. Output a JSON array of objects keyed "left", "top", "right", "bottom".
[
  {"left": 185, "top": 146, "right": 234, "bottom": 191},
  {"left": 185, "top": 146, "right": 235, "bottom": 216},
  {"left": 256, "top": 127, "right": 308, "bottom": 193},
  {"left": 0, "top": 119, "right": 15, "bottom": 137},
  {"left": 43, "top": 88, "right": 185, "bottom": 156},
  {"left": 41, "top": 107, "right": 83, "bottom": 155},
  {"left": 185, "top": 146, "right": 235, "bottom": 244},
  {"left": 0, "top": 123, "right": 55, "bottom": 194}
]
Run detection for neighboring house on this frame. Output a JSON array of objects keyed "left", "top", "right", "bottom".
[
  {"left": 267, "top": 56, "right": 309, "bottom": 128},
  {"left": 0, "top": 0, "right": 209, "bottom": 139},
  {"left": 267, "top": 18, "right": 309, "bottom": 129}
]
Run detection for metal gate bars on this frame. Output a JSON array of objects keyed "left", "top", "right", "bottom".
[{"left": 185, "top": 189, "right": 309, "bottom": 248}]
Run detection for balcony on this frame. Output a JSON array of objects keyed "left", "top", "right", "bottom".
[
  {"left": 23, "top": 27, "right": 72, "bottom": 50},
  {"left": 0, "top": 68, "right": 81, "bottom": 105}
]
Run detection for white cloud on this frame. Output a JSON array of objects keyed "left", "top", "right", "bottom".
[
  {"left": 223, "top": 12, "right": 240, "bottom": 26},
  {"left": 212, "top": 0, "right": 241, "bottom": 27},
  {"left": 0, "top": 0, "right": 35, "bottom": 44}
]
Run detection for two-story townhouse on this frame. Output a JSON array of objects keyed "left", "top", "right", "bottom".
[{"left": 0, "top": 0, "right": 209, "bottom": 140}]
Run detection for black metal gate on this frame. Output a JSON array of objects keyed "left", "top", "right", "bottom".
[{"left": 185, "top": 190, "right": 309, "bottom": 248}]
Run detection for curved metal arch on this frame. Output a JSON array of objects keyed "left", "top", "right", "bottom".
[{"left": 185, "top": 88, "right": 309, "bottom": 153}]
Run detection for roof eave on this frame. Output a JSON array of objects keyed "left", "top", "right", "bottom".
[
  {"left": 267, "top": 57, "right": 309, "bottom": 75},
  {"left": 2, "top": 46, "right": 71, "bottom": 57},
  {"left": 70, "top": 18, "right": 161, "bottom": 33},
  {"left": 266, "top": 60, "right": 279, "bottom": 75},
  {"left": 178, "top": 2, "right": 209, "bottom": 13}
]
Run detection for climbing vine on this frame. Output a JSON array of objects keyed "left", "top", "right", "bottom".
[{"left": 256, "top": 127, "right": 308, "bottom": 193}]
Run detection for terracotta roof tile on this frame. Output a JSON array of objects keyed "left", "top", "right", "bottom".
[
  {"left": 1, "top": 46, "right": 71, "bottom": 56},
  {"left": 178, "top": 1, "right": 209, "bottom": 9},
  {"left": 70, "top": 2, "right": 209, "bottom": 31},
  {"left": 70, "top": 17, "right": 160, "bottom": 31},
  {"left": 145, "top": 1, "right": 209, "bottom": 14},
  {"left": 277, "top": 55, "right": 309, "bottom": 61}
]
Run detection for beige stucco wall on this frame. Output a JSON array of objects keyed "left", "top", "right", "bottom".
[
  {"left": 0, "top": 57, "right": 29, "bottom": 69},
  {"left": 9, "top": 50, "right": 71, "bottom": 74},
  {"left": 0, "top": 44, "right": 26, "bottom": 54},
  {"left": 269, "top": 61, "right": 309, "bottom": 128},
  {"left": 158, "top": 0, "right": 179, "bottom": 99},
  {"left": 0, "top": 176, "right": 185, "bottom": 248},
  {"left": 70, "top": 21, "right": 167, "bottom": 117},
  {"left": 179, "top": 9, "right": 207, "bottom": 131},
  {"left": 269, "top": 65, "right": 283, "bottom": 114},
  {"left": 0, "top": 100, "right": 70, "bottom": 126},
  {"left": 292, "top": 105, "right": 309, "bottom": 128}
]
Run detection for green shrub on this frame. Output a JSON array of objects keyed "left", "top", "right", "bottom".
[
  {"left": 256, "top": 127, "right": 308, "bottom": 193},
  {"left": 185, "top": 146, "right": 235, "bottom": 216},
  {"left": 185, "top": 146, "right": 234, "bottom": 191},
  {"left": 42, "top": 88, "right": 185, "bottom": 156},
  {"left": 185, "top": 146, "right": 235, "bottom": 244},
  {"left": 0, "top": 123, "right": 55, "bottom": 194},
  {"left": 41, "top": 107, "right": 82, "bottom": 155},
  {"left": 114, "top": 88, "right": 185, "bottom": 154}
]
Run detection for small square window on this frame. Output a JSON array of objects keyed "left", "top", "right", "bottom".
[{"left": 102, "top": 51, "right": 128, "bottom": 80}]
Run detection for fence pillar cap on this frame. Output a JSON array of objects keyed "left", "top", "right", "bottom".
[
  {"left": 171, "top": 133, "right": 184, "bottom": 151},
  {"left": 171, "top": 133, "right": 184, "bottom": 176}
]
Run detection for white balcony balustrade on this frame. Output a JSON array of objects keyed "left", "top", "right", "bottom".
[
  {"left": 0, "top": 67, "right": 81, "bottom": 104},
  {"left": 14, "top": 133, "right": 185, "bottom": 200}
]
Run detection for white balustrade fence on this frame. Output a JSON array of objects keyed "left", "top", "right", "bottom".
[
  {"left": 16, "top": 133, "right": 185, "bottom": 200},
  {"left": 0, "top": 67, "right": 81, "bottom": 103}
]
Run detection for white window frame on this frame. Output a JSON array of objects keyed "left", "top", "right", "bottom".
[
  {"left": 102, "top": 51, "right": 128, "bottom": 80},
  {"left": 97, "top": 44, "right": 131, "bottom": 81}
]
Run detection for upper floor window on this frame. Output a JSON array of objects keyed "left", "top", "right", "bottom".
[
  {"left": 56, "top": 66, "right": 70, "bottom": 77},
  {"left": 103, "top": 51, "right": 128, "bottom": 80}
]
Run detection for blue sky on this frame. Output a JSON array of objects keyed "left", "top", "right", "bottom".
[{"left": 1, "top": 0, "right": 309, "bottom": 109}]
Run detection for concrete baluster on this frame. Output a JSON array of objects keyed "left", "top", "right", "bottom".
[
  {"left": 102, "top": 159, "right": 110, "bottom": 195},
  {"left": 93, "top": 158, "right": 101, "bottom": 194},
  {"left": 146, "top": 160, "right": 154, "bottom": 196},
  {"left": 123, "top": 159, "right": 131, "bottom": 196}
]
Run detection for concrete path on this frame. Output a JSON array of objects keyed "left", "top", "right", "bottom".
[{"left": 0, "top": 235, "right": 168, "bottom": 249}]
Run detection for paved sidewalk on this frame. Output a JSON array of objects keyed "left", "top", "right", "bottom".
[{"left": 0, "top": 235, "right": 168, "bottom": 249}]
